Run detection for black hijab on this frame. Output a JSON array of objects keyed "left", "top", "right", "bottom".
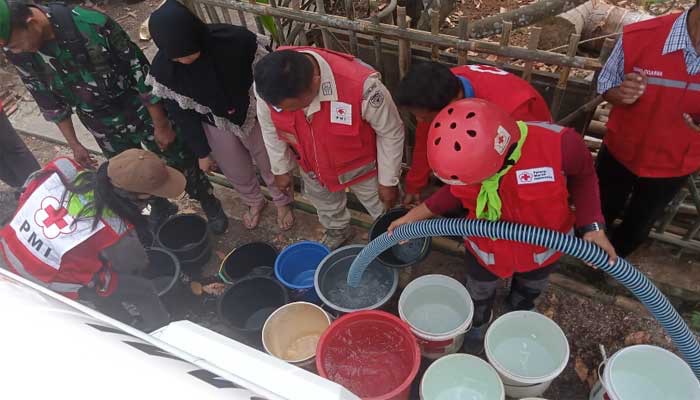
[{"left": 148, "top": 0, "right": 258, "bottom": 126}]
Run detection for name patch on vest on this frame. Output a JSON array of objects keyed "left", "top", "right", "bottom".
[
  {"left": 516, "top": 167, "right": 555, "bottom": 185},
  {"left": 330, "top": 101, "right": 352, "bottom": 125},
  {"left": 632, "top": 67, "right": 663, "bottom": 77}
]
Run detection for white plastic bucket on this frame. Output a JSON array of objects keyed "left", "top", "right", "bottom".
[
  {"left": 262, "top": 302, "right": 331, "bottom": 370},
  {"left": 589, "top": 345, "right": 700, "bottom": 400},
  {"left": 420, "top": 353, "right": 505, "bottom": 400},
  {"left": 398, "top": 274, "right": 473, "bottom": 359},
  {"left": 485, "top": 311, "right": 569, "bottom": 398}
]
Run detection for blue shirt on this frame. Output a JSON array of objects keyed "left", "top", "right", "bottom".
[{"left": 597, "top": 10, "right": 700, "bottom": 94}]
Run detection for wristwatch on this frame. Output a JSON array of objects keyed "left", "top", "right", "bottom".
[{"left": 577, "top": 222, "right": 605, "bottom": 236}]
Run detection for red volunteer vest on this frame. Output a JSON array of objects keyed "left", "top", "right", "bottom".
[
  {"left": 0, "top": 158, "right": 129, "bottom": 299},
  {"left": 451, "top": 122, "right": 575, "bottom": 278},
  {"left": 606, "top": 13, "right": 700, "bottom": 178},
  {"left": 268, "top": 46, "right": 378, "bottom": 192},
  {"left": 451, "top": 64, "right": 552, "bottom": 121}
]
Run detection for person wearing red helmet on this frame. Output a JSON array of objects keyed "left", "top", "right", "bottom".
[
  {"left": 388, "top": 99, "right": 616, "bottom": 354},
  {"left": 395, "top": 61, "right": 552, "bottom": 206}
]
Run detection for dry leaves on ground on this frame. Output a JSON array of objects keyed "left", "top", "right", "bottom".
[{"left": 624, "top": 330, "right": 652, "bottom": 346}]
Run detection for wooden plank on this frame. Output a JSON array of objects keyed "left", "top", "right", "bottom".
[
  {"left": 649, "top": 231, "right": 700, "bottom": 252},
  {"left": 397, "top": 6, "right": 411, "bottom": 78},
  {"left": 522, "top": 27, "right": 541, "bottom": 82},
  {"left": 550, "top": 33, "right": 580, "bottom": 118},
  {"left": 197, "top": 0, "right": 603, "bottom": 69},
  {"left": 657, "top": 190, "right": 689, "bottom": 234},
  {"left": 457, "top": 16, "right": 470, "bottom": 65},
  {"left": 497, "top": 21, "right": 512, "bottom": 67}
]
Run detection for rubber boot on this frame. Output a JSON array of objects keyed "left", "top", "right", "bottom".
[
  {"left": 149, "top": 197, "right": 178, "bottom": 231},
  {"left": 462, "top": 311, "right": 493, "bottom": 355},
  {"left": 320, "top": 227, "right": 354, "bottom": 250},
  {"left": 201, "top": 196, "right": 228, "bottom": 235}
]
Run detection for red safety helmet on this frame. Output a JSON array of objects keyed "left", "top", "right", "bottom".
[{"left": 427, "top": 98, "right": 521, "bottom": 185}]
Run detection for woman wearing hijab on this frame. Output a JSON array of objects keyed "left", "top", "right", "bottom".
[{"left": 146, "top": 0, "right": 294, "bottom": 230}]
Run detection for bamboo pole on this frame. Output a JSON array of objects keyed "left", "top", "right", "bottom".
[
  {"left": 288, "top": 0, "right": 307, "bottom": 45},
  {"left": 269, "top": 0, "right": 287, "bottom": 44},
  {"left": 236, "top": 6, "right": 248, "bottom": 28},
  {"left": 315, "top": 0, "right": 333, "bottom": 49},
  {"left": 370, "top": 0, "right": 383, "bottom": 74},
  {"left": 522, "top": 27, "right": 542, "bottom": 82},
  {"left": 557, "top": 94, "right": 603, "bottom": 126},
  {"left": 397, "top": 6, "right": 411, "bottom": 78},
  {"left": 344, "top": 0, "right": 359, "bottom": 55},
  {"left": 248, "top": 0, "right": 267, "bottom": 34},
  {"left": 197, "top": 0, "right": 603, "bottom": 70},
  {"left": 220, "top": 6, "right": 233, "bottom": 23},
  {"left": 497, "top": 21, "right": 512, "bottom": 67},
  {"left": 550, "top": 33, "right": 580, "bottom": 118},
  {"left": 430, "top": 6, "right": 440, "bottom": 61},
  {"left": 203, "top": 3, "right": 219, "bottom": 22},
  {"left": 457, "top": 16, "right": 469, "bottom": 65}
]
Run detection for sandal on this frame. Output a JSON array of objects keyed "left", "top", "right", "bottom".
[
  {"left": 276, "top": 205, "right": 295, "bottom": 231},
  {"left": 242, "top": 201, "right": 267, "bottom": 229}
]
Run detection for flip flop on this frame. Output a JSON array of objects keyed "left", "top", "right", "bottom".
[
  {"left": 276, "top": 205, "right": 295, "bottom": 231},
  {"left": 243, "top": 201, "right": 267, "bottom": 229}
]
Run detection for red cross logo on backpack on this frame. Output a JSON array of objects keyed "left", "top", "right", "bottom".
[{"left": 34, "top": 197, "right": 76, "bottom": 239}]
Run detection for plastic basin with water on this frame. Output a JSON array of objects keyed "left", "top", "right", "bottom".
[
  {"left": 420, "top": 353, "right": 505, "bottom": 400},
  {"left": 314, "top": 244, "right": 398, "bottom": 314},
  {"left": 274, "top": 241, "right": 329, "bottom": 303},
  {"left": 317, "top": 310, "right": 421, "bottom": 400}
]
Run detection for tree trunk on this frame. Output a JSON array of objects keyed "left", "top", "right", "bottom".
[
  {"left": 467, "top": 0, "right": 590, "bottom": 39},
  {"left": 534, "top": 0, "right": 652, "bottom": 52}
]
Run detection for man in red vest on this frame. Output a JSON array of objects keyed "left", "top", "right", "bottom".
[
  {"left": 597, "top": 5, "right": 700, "bottom": 257},
  {"left": 254, "top": 48, "right": 405, "bottom": 249},
  {"left": 395, "top": 61, "right": 551, "bottom": 206},
  {"left": 388, "top": 99, "right": 616, "bottom": 353}
]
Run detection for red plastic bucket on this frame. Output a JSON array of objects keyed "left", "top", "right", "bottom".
[{"left": 316, "top": 310, "right": 421, "bottom": 400}]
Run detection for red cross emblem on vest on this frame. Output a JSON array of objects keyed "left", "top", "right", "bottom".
[
  {"left": 34, "top": 196, "right": 76, "bottom": 239},
  {"left": 519, "top": 172, "right": 532, "bottom": 182}
]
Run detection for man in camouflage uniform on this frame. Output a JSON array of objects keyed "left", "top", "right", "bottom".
[{"left": 0, "top": 0, "right": 228, "bottom": 233}]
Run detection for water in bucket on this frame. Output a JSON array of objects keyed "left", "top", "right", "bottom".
[
  {"left": 421, "top": 354, "right": 505, "bottom": 400},
  {"left": 485, "top": 311, "right": 569, "bottom": 398},
  {"left": 325, "top": 264, "right": 393, "bottom": 309},
  {"left": 404, "top": 284, "right": 468, "bottom": 334},
  {"left": 591, "top": 345, "right": 700, "bottom": 400},
  {"left": 490, "top": 335, "right": 557, "bottom": 377}
]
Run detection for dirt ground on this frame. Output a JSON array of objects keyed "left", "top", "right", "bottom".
[{"left": 3, "top": 132, "right": 691, "bottom": 400}]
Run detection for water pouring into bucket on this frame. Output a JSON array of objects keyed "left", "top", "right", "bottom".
[{"left": 314, "top": 245, "right": 398, "bottom": 314}]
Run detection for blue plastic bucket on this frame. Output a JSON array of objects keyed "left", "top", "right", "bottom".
[{"left": 275, "top": 241, "right": 330, "bottom": 303}]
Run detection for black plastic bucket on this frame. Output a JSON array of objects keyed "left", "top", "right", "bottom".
[
  {"left": 217, "top": 276, "right": 289, "bottom": 348},
  {"left": 142, "top": 247, "right": 181, "bottom": 297},
  {"left": 219, "top": 242, "right": 278, "bottom": 283},
  {"left": 156, "top": 214, "right": 211, "bottom": 273},
  {"left": 369, "top": 207, "right": 432, "bottom": 268}
]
